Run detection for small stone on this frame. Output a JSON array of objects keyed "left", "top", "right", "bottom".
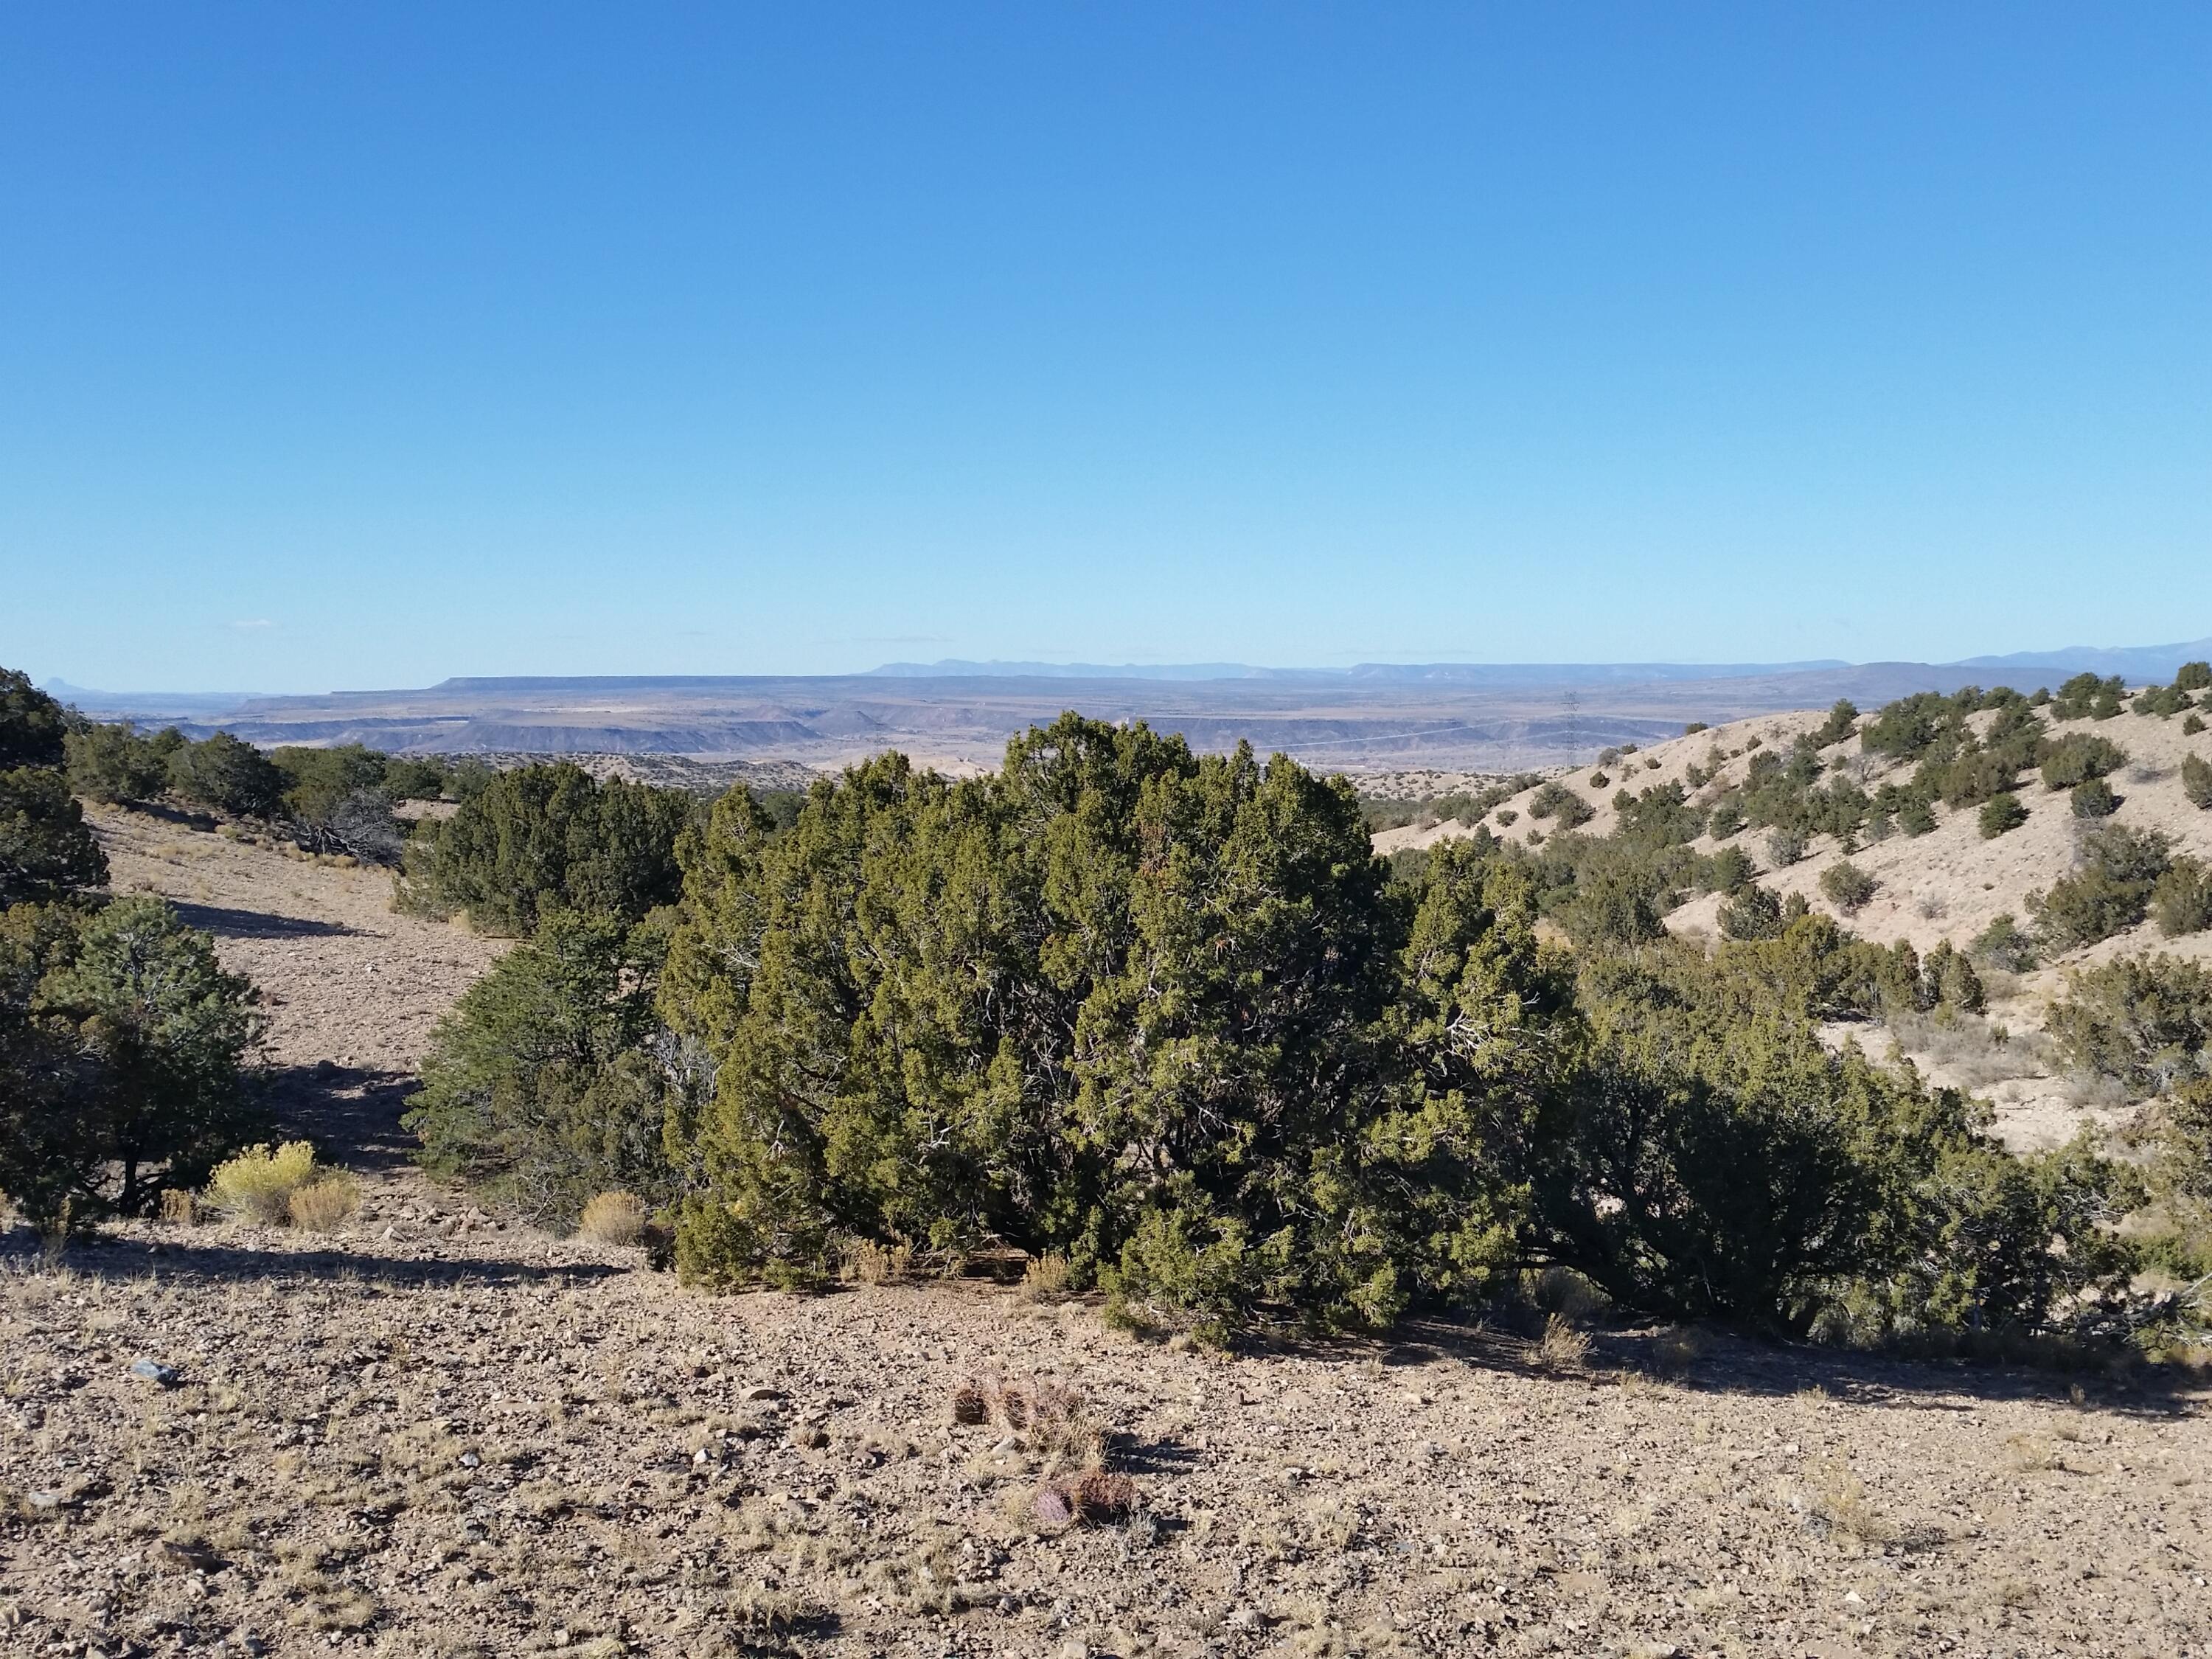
[
  {"left": 27, "top": 1490, "right": 62, "bottom": 1512},
  {"left": 743, "top": 1385, "right": 783, "bottom": 1402},
  {"left": 1843, "top": 1590, "right": 1865, "bottom": 1606},
  {"left": 129, "top": 1358, "right": 180, "bottom": 1388},
  {"left": 154, "top": 1540, "right": 223, "bottom": 1575},
  {"left": 991, "top": 1433, "right": 1022, "bottom": 1455},
  {"left": 459, "top": 1450, "right": 481, "bottom": 1469},
  {"left": 692, "top": 1447, "right": 710, "bottom": 1465}
]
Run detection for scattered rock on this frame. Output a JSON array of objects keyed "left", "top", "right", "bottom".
[{"left": 128, "top": 1359, "right": 179, "bottom": 1388}]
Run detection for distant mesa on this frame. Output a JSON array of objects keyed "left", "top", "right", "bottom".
[{"left": 39, "top": 636, "right": 2212, "bottom": 773}]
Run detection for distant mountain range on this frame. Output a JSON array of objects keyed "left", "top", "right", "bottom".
[{"left": 39, "top": 637, "right": 2212, "bottom": 773}]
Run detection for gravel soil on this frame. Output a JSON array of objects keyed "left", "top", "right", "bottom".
[{"left": 4, "top": 810, "right": 2211, "bottom": 1659}]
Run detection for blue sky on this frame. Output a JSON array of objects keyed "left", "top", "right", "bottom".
[{"left": 3, "top": 5, "right": 2206, "bottom": 692}]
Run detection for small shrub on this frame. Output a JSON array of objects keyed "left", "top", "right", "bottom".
[
  {"left": 1020, "top": 1251, "right": 1071, "bottom": 1299},
  {"left": 2070, "top": 779, "right": 2120, "bottom": 818},
  {"left": 577, "top": 1190, "right": 648, "bottom": 1246},
  {"left": 1978, "top": 793, "right": 2029, "bottom": 838},
  {"left": 2048, "top": 955, "right": 2212, "bottom": 1093},
  {"left": 1718, "top": 883, "right": 1783, "bottom": 940},
  {"left": 1587, "top": 770, "right": 1610, "bottom": 790},
  {"left": 1971, "top": 913, "right": 2037, "bottom": 973},
  {"left": 2041, "top": 732, "right": 2128, "bottom": 791},
  {"left": 1897, "top": 798, "right": 1938, "bottom": 836},
  {"left": 844, "top": 1238, "right": 914, "bottom": 1284},
  {"left": 158, "top": 1189, "right": 198, "bottom": 1226},
  {"left": 1536, "top": 1313, "right": 1591, "bottom": 1373},
  {"left": 1703, "top": 844, "right": 1755, "bottom": 893},
  {"left": 1494, "top": 808, "right": 1518, "bottom": 827},
  {"left": 1706, "top": 799, "right": 1745, "bottom": 840},
  {"left": 2184, "top": 752, "right": 2212, "bottom": 808},
  {"left": 2152, "top": 858, "right": 2212, "bottom": 938},
  {"left": 1811, "top": 698, "right": 1859, "bottom": 748},
  {"left": 2187, "top": 714, "right": 2208, "bottom": 737},
  {"left": 2177, "top": 661, "right": 2212, "bottom": 692},
  {"left": 2029, "top": 824, "right": 2173, "bottom": 947},
  {"left": 206, "top": 1141, "right": 321, "bottom": 1225},
  {"left": 1683, "top": 722, "right": 1708, "bottom": 734},
  {"left": 1528, "top": 782, "right": 1595, "bottom": 830},
  {"left": 1818, "top": 860, "right": 1877, "bottom": 916},
  {"left": 1766, "top": 828, "right": 1807, "bottom": 868},
  {"left": 288, "top": 1175, "right": 361, "bottom": 1232}
]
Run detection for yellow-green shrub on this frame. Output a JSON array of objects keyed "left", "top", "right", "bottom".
[{"left": 207, "top": 1141, "right": 320, "bottom": 1225}]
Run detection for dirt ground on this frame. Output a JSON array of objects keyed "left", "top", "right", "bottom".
[{"left": 4, "top": 811, "right": 2211, "bottom": 1658}]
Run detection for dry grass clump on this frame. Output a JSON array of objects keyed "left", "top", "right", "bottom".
[
  {"left": 287, "top": 1173, "right": 361, "bottom": 1232},
  {"left": 843, "top": 1237, "right": 914, "bottom": 1284},
  {"left": 1019, "top": 1251, "right": 1071, "bottom": 1299},
  {"left": 1808, "top": 1455, "right": 1893, "bottom": 1544},
  {"left": 157, "top": 1189, "right": 198, "bottom": 1227},
  {"left": 1537, "top": 1313, "right": 1593, "bottom": 1373},
  {"left": 206, "top": 1141, "right": 323, "bottom": 1225},
  {"left": 577, "top": 1190, "right": 647, "bottom": 1247}
]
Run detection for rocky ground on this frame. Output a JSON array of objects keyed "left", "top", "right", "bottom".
[{"left": 4, "top": 810, "right": 2211, "bottom": 1658}]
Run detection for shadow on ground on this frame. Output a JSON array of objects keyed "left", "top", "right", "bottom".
[
  {"left": 258, "top": 1063, "right": 422, "bottom": 1172},
  {"left": 1242, "top": 1313, "right": 2207, "bottom": 1420},
  {"left": 169, "top": 900, "right": 366, "bottom": 939},
  {"left": 2, "top": 1232, "right": 630, "bottom": 1290}
]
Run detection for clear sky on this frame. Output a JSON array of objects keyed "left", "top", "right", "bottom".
[{"left": 3, "top": 5, "right": 2206, "bottom": 692}]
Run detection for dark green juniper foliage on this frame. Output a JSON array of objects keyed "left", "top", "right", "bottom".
[
  {"left": 2049, "top": 673, "right": 2127, "bottom": 722},
  {"left": 2070, "top": 778, "right": 2121, "bottom": 819},
  {"left": 0, "top": 669, "right": 69, "bottom": 769},
  {"left": 1819, "top": 860, "right": 1877, "bottom": 916},
  {"left": 660, "top": 720, "right": 1523, "bottom": 1336},
  {"left": 2183, "top": 753, "right": 2212, "bottom": 810},
  {"left": 0, "top": 765, "right": 108, "bottom": 905},
  {"left": 2152, "top": 857, "right": 2212, "bottom": 939},
  {"left": 408, "top": 909, "right": 695, "bottom": 1228},
  {"left": 1, "top": 897, "right": 264, "bottom": 1228},
  {"left": 1527, "top": 780, "right": 1595, "bottom": 830},
  {"left": 1978, "top": 793, "right": 2029, "bottom": 838},
  {"left": 2040, "top": 732, "right": 2129, "bottom": 791},
  {"left": 640, "top": 714, "right": 2129, "bottom": 1343},
  {"left": 1529, "top": 922, "right": 2128, "bottom": 1335},
  {"left": 65, "top": 722, "right": 186, "bottom": 806},
  {"left": 2048, "top": 955, "right": 2212, "bottom": 1096},
  {"left": 167, "top": 731, "right": 288, "bottom": 818},
  {"left": 2029, "top": 825, "right": 2174, "bottom": 949},
  {"left": 400, "top": 762, "right": 699, "bottom": 934}
]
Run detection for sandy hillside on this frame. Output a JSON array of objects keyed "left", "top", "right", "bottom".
[
  {"left": 3, "top": 791, "right": 2211, "bottom": 1658},
  {"left": 1374, "top": 700, "right": 2212, "bottom": 1150}
]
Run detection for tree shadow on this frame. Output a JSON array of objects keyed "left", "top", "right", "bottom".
[
  {"left": 257, "top": 1063, "right": 422, "bottom": 1174},
  {"left": 1238, "top": 1313, "right": 2206, "bottom": 1420},
  {"left": 3, "top": 1231, "right": 629, "bottom": 1291},
  {"left": 169, "top": 900, "right": 364, "bottom": 939}
]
